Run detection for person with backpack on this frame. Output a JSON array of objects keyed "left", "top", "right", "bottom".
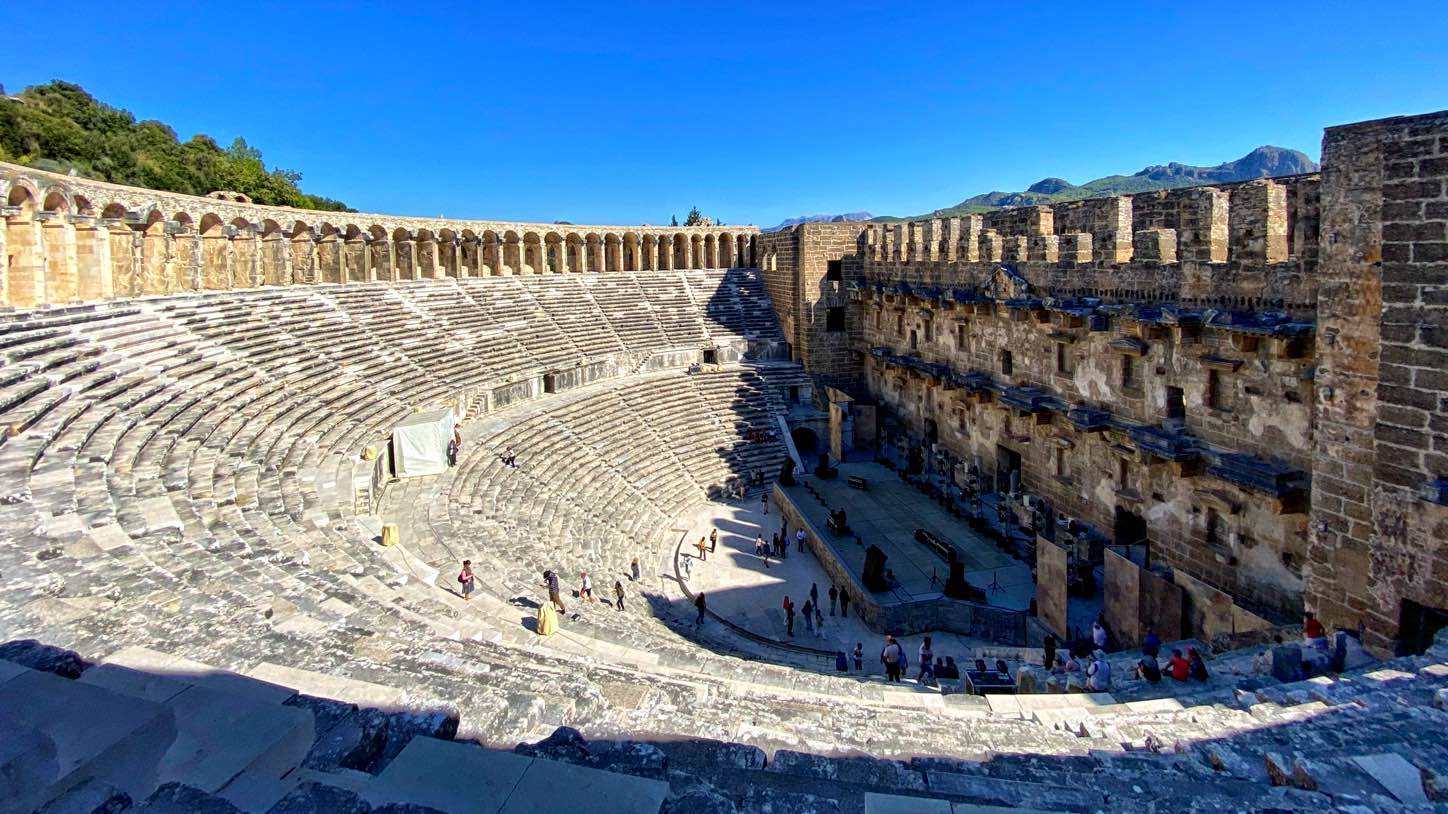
[
  {"left": 457, "top": 559, "right": 476, "bottom": 601},
  {"left": 880, "top": 635, "right": 904, "bottom": 682}
]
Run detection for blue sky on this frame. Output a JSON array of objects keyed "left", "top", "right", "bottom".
[{"left": 3, "top": 2, "right": 1445, "bottom": 226}]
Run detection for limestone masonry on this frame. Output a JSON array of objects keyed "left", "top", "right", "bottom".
[{"left": 0, "top": 109, "right": 1446, "bottom": 813}]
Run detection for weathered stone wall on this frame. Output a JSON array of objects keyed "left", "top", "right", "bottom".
[
  {"left": 0, "top": 162, "right": 760, "bottom": 308},
  {"left": 756, "top": 222, "right": 869, "bottom": 389},
  {"left": 1305, "top": 110, "right": 1448, "bottom": 655}
]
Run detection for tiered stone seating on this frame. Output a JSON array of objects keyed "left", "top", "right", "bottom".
[{"left": 3, "top": 275, "right": 1446, "bottom": 812}]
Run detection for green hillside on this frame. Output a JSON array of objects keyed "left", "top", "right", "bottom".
[{"left": 0, "top": 80, "right": 350, "bottom": 211}]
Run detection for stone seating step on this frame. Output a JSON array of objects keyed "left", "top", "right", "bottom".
[
  {"left": 0, "top": 661, "right": 178, "bottom": 814},
  {"left": 368, "top": 734, "right": 669, "bottom": 813}
]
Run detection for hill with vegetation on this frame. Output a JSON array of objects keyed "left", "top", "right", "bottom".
[{"left": 0, "top": 80, "right": 350, "bottom": 211}]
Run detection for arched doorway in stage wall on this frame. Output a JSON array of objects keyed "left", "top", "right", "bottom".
[{"left": 791, "top": 427, "right": 819, "bottom": 457}]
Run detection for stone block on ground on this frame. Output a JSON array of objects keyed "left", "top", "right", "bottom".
[{"left": 1350, "top": 753, "right": 1429, "bottom": 805}]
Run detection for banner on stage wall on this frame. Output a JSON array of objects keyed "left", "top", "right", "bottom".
[{"left": 391, "top": 408, "right": 456, "bottom": 478}]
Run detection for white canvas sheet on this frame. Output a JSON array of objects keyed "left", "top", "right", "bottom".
[{"left": 392, "top": 408, "right": 456, "bottom": 478}]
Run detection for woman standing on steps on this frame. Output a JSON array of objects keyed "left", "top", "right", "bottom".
[{"left": 457, "top": 560, "right": 476, "bottom": 601}]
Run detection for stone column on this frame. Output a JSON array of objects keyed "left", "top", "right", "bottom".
[
  {"left": 40, "top": 213, "right": 78, "bottom": 303},
  {"left": 74, "top": 215, "right": 111, "bottom": 301},
  {"left": 202, "top": 229, "right": 232, "bottom": 290},
  {"left": 291, "top": 230, "right": 315, "bottom": 285}
]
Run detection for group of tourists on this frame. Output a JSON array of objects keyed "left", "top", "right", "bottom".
[{"left": 874, "top": 634, "right": 961, "bottom": 685}]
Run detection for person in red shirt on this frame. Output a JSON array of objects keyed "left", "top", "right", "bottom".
[
  {"left": 1303, "top": 612, "right": 1326, "bottom": 640},
  {"left": 1167, "top": 648, "right": 1191, "bottom": 681}
]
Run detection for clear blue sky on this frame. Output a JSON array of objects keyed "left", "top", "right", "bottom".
[{"left": 3, "top": 2, "right": 1445, "bottom": 226}]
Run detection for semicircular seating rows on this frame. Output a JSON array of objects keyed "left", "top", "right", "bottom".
[{"left": 2, "top": 271, "right": 1448, "bottom": 813}]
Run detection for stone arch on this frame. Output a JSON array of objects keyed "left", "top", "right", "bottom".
[
  {"left": 41, "top": 187, "right": 71, "bottom": 214},
  {"left": 622, "top": 232, "right": 641, "bottom": 272},
  {"left": 414, "top": 228, "right": 438, "bottom": 279},
  {"left": 703, "top": 234, "right": 717, "bottom": 269},
  {"left": 100, "top": 202, "right": 128, "bottom": 220},
  {"left": 368, "top": 225, "right": 391, "bottom": 281},
  {"left": 73, "top": 194, "right": 96, "bottom": 216},
  {"left": 718, "top": 232, "right": 734, "bottom": 267},
  {"left": 393, "top": 227, "right": 417, "bottom": 280},
  {"left": 7, "top": 180, "right": 40, "bottom": 213},
  {"left": 438, "top": 228, "right": 460, "bottom": 278},
  {"left": 640, "top": 234, "right": 657, "bottom": 271},
  {"left": 544, "top": 231, "right": 564, "bottom": 273},
  {"left": 584, "top": 233, "right": 603, "bottom": 273},
  {"left": 315, "top": 222, "right": 345, "bottom": 284},
  {"left": 522, "top": 231, "right": 543, "bottom": 275},
  {"left": 672, "top": 233, "right": 688, "bottom": 270},
  {"left": 502, "top": 230, "right": 522, "bottom": 275},
  {"left": 604, "top": 233, "right": 622, "bottom": 272},
  {"left": 481, "top": 229, "right": 501, "bottom": 275},
  {"left": 459, "top": 229, "right": 479, "bottom": 278},
  {"left": 565, "top": 233, "right": 585, "bottom": 273},
  {"left": 199, "top": 213, "right": 225, "bottom": 236}
]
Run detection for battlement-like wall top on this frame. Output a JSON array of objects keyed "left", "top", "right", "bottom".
[
  {"left": 0, "top": 161, "right": 759, "bottom": 239},
  {"left": 864, "top": 173, "right": 1321, "bottom": 271}
]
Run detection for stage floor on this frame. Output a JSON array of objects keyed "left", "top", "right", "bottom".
[{"left": 784, "top": 461, "right": 1034, "bottom": 611}]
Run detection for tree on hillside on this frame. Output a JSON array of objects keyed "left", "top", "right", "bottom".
[{"left": 0, "top": 80, "right": 351, "bottom": 211}]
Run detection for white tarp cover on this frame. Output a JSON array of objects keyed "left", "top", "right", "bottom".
[{"left": 392, "top": 408, "right": 456, "bottom": 478}]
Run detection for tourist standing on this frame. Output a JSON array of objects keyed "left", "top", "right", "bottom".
[
  {"left": 918, "top": 636, "right": 935, "bottom": 683},
  {"left": 880, "top": 636, "right": 904, "bottom": 682},
  {"left": 828, "top": 585, "right": 838, "bottom": 616},
  {"left": 544, "top": 570, "right": 566, "bottom": 614},
  {"left": 630, "top": 557, "right": 641, "bottom": 582},
  {"left": 761, "top": 491, "right": 769, "bottom": 515},
  {"left": 614, "top": 580, "right": 626, "bottom": 611},
  {"left": 783, "top": 596, "right": 795, "bottom": 637},
  {"left": 580, "top": 571, "right": 593, "bottom": 601},
  {"left": 457, "top": 559, "right": 476, "bottom": 602},
  {"left": 839, "top": 589, "right": 850, "bottom": 618},
  {"left": 813, "top": 603, "right": 823, "bottom": 637},
  {"left": 1086, "top": 650, "right": 1111, "bottom": 692},
  {"left": 503, "top": 445, "right": 518, "bottom": 468},
  {"left": 756, "top": 533, "right": 766, "bottom": 558},
  {"left": 796, "top": 528, "right": 806, "bottom": 553},
  {"left": 853, "top": 642, "right": 864, "bottom": 672},
  {"left": 694, "top": 592, "right": 707, "bottom": 627},
  {"left": 802, "top": 599, "right": 815, "bottom": 634},
  {"left": 1092, "top": 619, "right": 1108, "bottom": 652},
  {"left": 1043, "top": 634, "right": 1057, "bottom": 671},
  {"left": 709, "top": 528, "right": 718, "bottom": 553},
  {"left": 695, "top": 536, "right": 708, "bottom": 562},
  {"left": 682, "top": 552, "right": 692, "bottom": 580},
  {"left": 809, "top": 582, "right": 819, "bottom": 608}
]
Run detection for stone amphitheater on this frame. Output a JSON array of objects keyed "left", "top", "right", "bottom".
[{"left": 1, "top": 109, "right": 1446, "bottom": 814}]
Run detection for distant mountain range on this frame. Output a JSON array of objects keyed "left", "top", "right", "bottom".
[
  {"left": 765, "top": 212, "right": 875, "bottom": 232},
  {"left": 766, "top": 146, "right": 1317, "bottom": 229}
]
